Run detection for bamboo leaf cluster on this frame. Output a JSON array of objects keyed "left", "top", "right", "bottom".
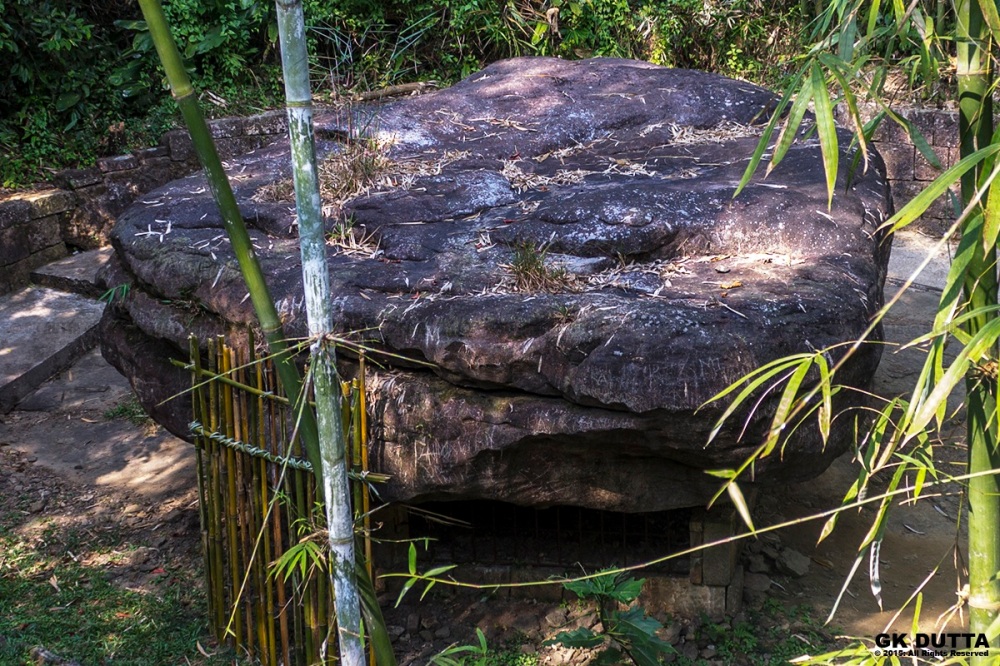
[{"left": 718, "top": 0, "right": 1000, "bottom": 661}]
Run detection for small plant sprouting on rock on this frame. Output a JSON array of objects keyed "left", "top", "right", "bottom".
[
  {"left": 545, "top": 570, "right": 676, "bottom": 666},
  {"left": 553, "top": 303, "right": 576, "bottom": 325},
  {"left": 428, "top": 627, "right": 489, "bottom": 666},
  {"left": 251, "top": 178, "right": 296, "bottom": 203},
  {"left": 99, "top": 283, "right": 130, "bottom": 304},
  {"left": 504, "top": 242, "right": 576, "bottom": 293},
  {"left": 320, "top": 134, "right": 392, "bottom": 206},
  {"left": 326, "top": 216, "right": 381, "bottom": 258}
]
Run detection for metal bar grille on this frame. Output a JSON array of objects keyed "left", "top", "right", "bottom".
[{"left": 406, "top": 500, "right": 691, "bottom": 575}]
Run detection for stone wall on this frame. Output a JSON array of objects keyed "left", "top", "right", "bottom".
[
  {"left": 0, "top": 190, "right": 76, "bottom": 294},
  {"left": 0, "top": 110, "right": 288, "bottom": 296},
  {"left": 869, "top": 107, "right": 959, "bottom": 233}
]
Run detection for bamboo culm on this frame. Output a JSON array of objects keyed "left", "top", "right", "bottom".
[
  {"left": 134, "top": 0, "right": 323, "bottom": 489},
  {"left": 272, "top": 0, "right": 364, "bottom": 663},
  {"left": 955, "top": 0, "right": 1000, "bottom": 657}
]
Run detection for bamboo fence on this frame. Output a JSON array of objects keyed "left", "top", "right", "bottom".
[{"left": 184, "top": 334, "right": 374, "bottom": 665}]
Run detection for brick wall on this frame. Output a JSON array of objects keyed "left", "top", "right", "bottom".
[
  {"left": 0, "top": 111, "right": 287, "bottom": 296},
  {"left": 870, "top": 107, "right": 959, "bottom": 233},
  {"left": 0, "top": 190, "right": 75, "bottom": 294}
]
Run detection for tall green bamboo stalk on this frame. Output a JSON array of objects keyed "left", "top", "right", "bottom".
[
  {"left": 272, "top": 1, "right": 363, "bottom": 663},
  {"left": 135, "top": 0, "right": 323, "bottom": 487},
  {"left": 956, "top": 0, "right": 1000, "bottom": 655}
]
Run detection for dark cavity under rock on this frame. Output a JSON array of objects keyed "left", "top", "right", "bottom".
[{"left": 100, "top": 57, "right": 893, "bottom": 512}]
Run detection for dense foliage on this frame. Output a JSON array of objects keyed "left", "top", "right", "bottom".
[{"left": 1, "top": 0, "right": 810, "bottom": 188}]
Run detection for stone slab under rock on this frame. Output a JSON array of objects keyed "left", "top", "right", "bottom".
[
  {"left": 30, "top": 247, "right": 113, "bottom": 298},
  {"left": 0, "top": 286, "right": 105, "bottom": 412},
  {"left": 100, "top": 57, "right": 893, "bottom": 512}
]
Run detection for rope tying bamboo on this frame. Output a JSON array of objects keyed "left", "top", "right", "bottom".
[{"left": 190, "top": 420, "right": 314, "bottom": 470}]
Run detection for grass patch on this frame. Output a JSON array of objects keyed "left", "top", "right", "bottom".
[
  {"left": 102, "top": 395, "right": 151, "bottom": 427},
  {"left": 0, "top": 512, "right": 241, "bottom": 665},
  {"left": 431, "top": 629, "right": 540, "bottom": 666},
  {"left": 503, "top": 242, "right": 578, "bottom": 294},
  {"left": 691, "top": 600, "right": 840, "bottom": 666}
]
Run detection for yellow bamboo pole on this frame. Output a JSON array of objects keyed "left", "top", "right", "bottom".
[
  {"left": 207, "top": 340, "right": 226, "bottom": 636},
  {"left": 220, "top": 339, "right": 243, "bottom": 648}
]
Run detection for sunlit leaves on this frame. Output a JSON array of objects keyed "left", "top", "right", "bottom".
[
  {"left": 702, "top": 348, "right": 846, "bottom": 530},
  {"left": 546, "top": 571, "right": 676, "bottom": 666},
  {"left": 704, "top": 349, "right": 842, "bottom": 461},
  {"left": 883, "top": 145, "right": 1000, "bottom": 234},
  {"left": 733, "top": 67, "right": 807, "bottom": 199},
  {"left": 811, "top": 61, "right": 840, "bottom": 207},
  {"left": 395, "top": 542, "right": 457, "bottom": 607}
]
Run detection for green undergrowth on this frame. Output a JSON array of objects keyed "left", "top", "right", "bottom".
[
  {"left": 2, "top": 0, "right": 957, "bottom": 189},
  {"left": 0, "top": 499, "right": 242, "bottom": 664},
  {"left": 432, "top": 629, "right": 540, "bottom": 666},
  {"left": 102, "top": 393, "right": 152, "bottom": 427},
  {"left": 693, "top": 600, "right": 839, "bottom": 666},
  {"left": 428, "top": 572, "right": 841, "bottom": 666},
  {"left": 1, "top": 0, "right": 810, "bottom": 190}
]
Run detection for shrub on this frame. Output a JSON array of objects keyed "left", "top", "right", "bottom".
[{"left": 0, "top": 0, "right": 813, "bottom": 188}]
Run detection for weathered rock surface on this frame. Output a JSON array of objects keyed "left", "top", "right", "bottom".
[{"left": 100, "top": 57, "right": 893, "bottom": 511}]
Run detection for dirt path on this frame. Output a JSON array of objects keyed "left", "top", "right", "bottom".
[{"left": 0, "top": 349, "right": 195, "bottom": 504}]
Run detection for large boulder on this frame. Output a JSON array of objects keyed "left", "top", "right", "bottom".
[{"left": 100, "top": 57, "right": 893, "bottom": 512}]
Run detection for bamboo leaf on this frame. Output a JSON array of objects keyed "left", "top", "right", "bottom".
[
  {"left": 907, "top": 317, "right": 1000, "bottom": 437},
  {"left": 356, "top": 563, "right": 398, "bottom": 666},
  {"left": 890, "top": 0, "right": 905, "bottom": 24},
  {"left": 423, "top": 564, "right": 457, "bottom": 578},
  {"left": 815, "top": 353, "right": 833, "bottom": 445},
  {"left": 395, "top": 578, "right": 417, "bottom": 607},
  {"left": 866, "top": 0, "right": 883, "bottom": 36},
  {"left": 419, "top": 581, "right": 438, "bottom": 600},
  {"left": 707, "top": 440, "right": 770, "bottom": 509},
  {"left": 768, "top": 73, "right": 814, "bottom": 176},
  {"left": 978, "top": 0, "right": 1000, "bottom": 38},
  {"left": 983, "top": 168, "right": 1000, "bottom": 254},
  {"left": 937, "top": 213, "right": 986, "bottom": 330},
  {"left": 818, "top": 514, "right": 838, "bottom": 544},
  {"left": 911, "top": 592, "right": 923, "bottom": 637},
  {"left": 703, "top": 355, "right": 812, "bottom": 445},
  {"left": 901, "top": 338, "right": 948, "bottom": 435},
  {"left": 727, "top": 482, "right": 756, "bottom": 532},
  {"left": 407, "top": 542, "right": 417, "bottom": 575},
  {"left": 884, "top": 145, "right": 1000, "bottom": 233},
  {"left": 762, "top": 360, "right": 813, "bottom": 458},
  {"left": 734, "top": 66, "right": 807, "bottom": 198},
  {"left": 826, "top": 551, "right": 865, "bottom": 624},
  {"left": 838, "top": 16, "right": 857, "bottom": 61},
  {"left": 904, "top": 117, "right": 942, "bottom": 169},
  {"left": 705, "top": 468, "right": 736, "bottom": 479},
  {"left": 859, "top": 465, "right": 906, "bottom": 550},
  {"left": 912, "top": 466, "right": 928, "bottom": 499},
  {"left": 703, "top": 353, "right": 813, "bottom": 406},
  {"left": 869, "top": 538, "right": 884, "bottom": 610},
  {"left": 810, "top": 60, "right": 839, "bottom": 208},
  {"left": 818, "top": 53, "right": 869, "bottom": 174}
]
